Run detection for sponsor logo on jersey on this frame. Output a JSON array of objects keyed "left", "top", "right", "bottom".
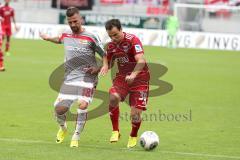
[
  {"left": 135, "top": 44, "right": 143, "bottom": 52},
  {"left": 4, "top": 11, "right": 11, "bottom": 16},
  {"left": 79, "top": 39, "right": 89, "bottom": 44},
  {"left": 66, "top": 46, "right": 93, "bottom": 55},
  {"left": 120, "top": 41, "right": 131, "bottom": 53},
  {"left": 116, "top": 56, "right": 129, "bottom": 63}
]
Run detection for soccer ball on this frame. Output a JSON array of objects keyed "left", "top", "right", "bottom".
[{"left": 139, "top": 131, "right": 159, "bottom": 151}]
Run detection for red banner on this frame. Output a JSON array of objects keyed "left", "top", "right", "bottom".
[
  {"left": 52, "top": 0, "right": 93, "bottom": 10},
  {"left": 100, "top": 0, "right": 124, "bottom": 4}
]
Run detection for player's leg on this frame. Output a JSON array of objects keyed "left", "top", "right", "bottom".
[
  {"left": 5, "top": 27, "right": 11, "bottom": 53},
  {"left": 109, "top": 91, "right": 121, "bottom": 142},
  {"left": 54, "top": 99, "right": 73, "bottom": 143},
  {"left": 130, "top": 109, "right": 143, "bottom": 137},
  {"left": 127, "top": 107, "right": 142, "bottom": 148},
  {"left": 5, "top": 35, "right": 10, "bottom": 53},
  {"left": 0, "top": 33, "right": 4, "bottom": 71},
  {"left": 168, "top": 30, "right": 177, "bottom": 48},
  {"left": 55, "top": 106, "right": 68, "bottom": 130},
  {"left": 70, "top": 83, "right": 96, "bottom": 147},
  {"left": 55, "top": 106, "right": 68, "bottom": 143},
  {"left": 54, "top": 83, "right": 77, "bottom": 143},
  {"left": 168, "top": 34, "right": 174, "bottom": 48},
  {"left": 127, "top": 83, "right": 149, "bottom": 148},
  {"left": 0, "top": 51, "right": 4, "bottom": 71},
  {"left": 109, "top": 76, "right": 129, "bottom": 142},
  {"left": 70, "top": 99, "right": 88, "bottom": 147}
]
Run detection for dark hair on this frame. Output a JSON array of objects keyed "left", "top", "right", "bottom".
[
  {"left": 105, "top": 19, "right": 122, "bottom": 31},
  {"left": 66, "top": 7, "right": 79, "bottom": 17}
]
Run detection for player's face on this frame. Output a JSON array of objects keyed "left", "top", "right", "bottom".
[
  {"left": 107, "top": 27, "right": 124, "bottom": 43},
  {"left": 67, "top": 13, "right": 82, "bottom": 34}
]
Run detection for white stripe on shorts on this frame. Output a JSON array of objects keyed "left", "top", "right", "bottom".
[{"left": 65, "top": 81, "right": 94, "bottom": 88}]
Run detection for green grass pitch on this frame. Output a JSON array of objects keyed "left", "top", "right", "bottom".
[{"left": 0, "top": 39, "right": 240, "bottom": 160}]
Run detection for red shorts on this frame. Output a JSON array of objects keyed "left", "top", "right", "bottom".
[
  {"left": 109, "top": 75, "right": 149, "bottom": 111},
  {"left": 2, "top": 25, "right": 12, "bottom": 36}
]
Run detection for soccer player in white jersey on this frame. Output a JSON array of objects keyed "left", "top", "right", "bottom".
[{"left": 40, "top": 7, "right": 108, "bottom": 147}]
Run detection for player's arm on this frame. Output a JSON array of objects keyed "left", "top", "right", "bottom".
[
  {"left": 0, "top": 16, "right": 3, "bottom": 22},
  {"left": 132, "top": 53, "right": 146, "bottom": 76},
  {"left": 125, "top": 53, "right": 146, "bottom": 84},
  {"left": 12, "top": 15, "right": 17, "bottom": 30},
  {"left": 11, "top": 9, "right": 18, "bottom": 31},
  {"left": 84, "top": 37, "right": 108, "bottom": 75},
  {"left": 0, "top": 9, "right": 3, "bottom": 22},
  {"left": 99, "top": 55, "right": 108, "bottom": 76},
  {"left": 125, "top": 36, "right": 146, "bottom": 84},
  {"left": 93, "top": 51, "right": 109, "bottom": 76},
  {"left": 84, "top": 55, "right": 108, "bottom": 75},
  {"left": 94, "top": 36, "right": 108, "bottom": 75},
  {"left": 39, "top": 33, "right": 61, "bottom": 44},
  {"left": 108, "top": 57, "right": 115, "bottom": 69},
  {"left": 104, "top": 43, "right": 115, "bottom": 69}
]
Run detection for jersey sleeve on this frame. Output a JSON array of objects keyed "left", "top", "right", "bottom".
[
  {"left": 106, "top": 43, "right": 113, "bottom": 61},
  {"left": 58, "top": 33, "right": 64, "bottom": 43},
  {"left": 0, "top": 8, "right": 3, "bottom": 17},
  {"left": 131, "top": 36, "right": 144, "bottom": 55},
  {"left": 93, "top": 35, "right": 106, "bottom": 57},
  {"left": 106, "top": 43, "right": 115, "bottom": 68}
]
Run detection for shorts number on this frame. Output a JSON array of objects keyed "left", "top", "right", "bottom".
[
  {"left": 139, "top": 91, "right": 147, "bottom": 105},
  {"left": 82, "top": 88, "right": 93, "bottom": 97}
]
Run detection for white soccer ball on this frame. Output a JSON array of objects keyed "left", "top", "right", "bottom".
[{"left": 139, "top": 131, "right": 159, "bottom": 151}]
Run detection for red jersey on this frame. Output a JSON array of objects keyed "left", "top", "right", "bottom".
[
  {"left": 106, "top": 32, "right": 149, "bottom": 80},
  {"left": 0, "top": 5, "right": 14, "bottom": 27}
]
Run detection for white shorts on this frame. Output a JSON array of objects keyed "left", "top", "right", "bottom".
[{"left": 54, "top": 81, "right": 96, "bottom": 108}]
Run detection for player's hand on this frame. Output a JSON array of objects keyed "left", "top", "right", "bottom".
[
  {"left": 125, "top": 73, "right": 137, "bottom": 84},
  {"left": 99, "top": 65, "right": 108, "bottom": 76},
  {"left": 15, "top": 26, "right": 20, "bottom": 32},
  {"left": 83, "top": 66, "right": 100, "bottom": 74},
  {"left": 39, "top": 32, "right": 49, "bottom": 41}
]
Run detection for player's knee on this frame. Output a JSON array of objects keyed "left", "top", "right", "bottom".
[
  {"left": 130, "top": 108, "right": 142, "bottom": 123},
  {"left": 78, "top": 100, "right": 88, "bottom": 110},
  {"left": 109, "top": 94, "right": 120, "bottom": 106},
  {"left": 131, "top": 113, "right": 141, "bottom": 123},
  {"left": 55, "top": 106, "right": 68, "bottom": 115}
]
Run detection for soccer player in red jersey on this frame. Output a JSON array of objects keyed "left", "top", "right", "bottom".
[
  {"left": 0, "top": 14, "right": 4, "bottom": 71},
  {"left": 0, "top": 0, "right": 18, "bottom": 55},
  {"left": 105, "top": 19, "right": 150, "bottom": 148}
]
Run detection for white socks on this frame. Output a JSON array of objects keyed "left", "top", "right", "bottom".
[
  {"left": 72, "top": 108, "right": 88, "bottom": 141},
  {"left": 56, "top": 113, "right": 67, "bottom": 131}
]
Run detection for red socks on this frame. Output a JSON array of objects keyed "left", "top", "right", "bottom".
[
  {"left": 109, "top": 105, "right": 119, "bottom": 131},
  {"left": 130, "top": 121, "right": 141, "bottom": 137},
  {"left": 5, "top": 42, "right": 9, "bottom": 52},
  {"left": 109, "top": 104, "right": 142, "bottom": 137},
  {"left": 0, "top": 51, "right": 3, "bottom": 68},
  {"left": 0, "top": 51, "right": 3, "bottom": 61}
]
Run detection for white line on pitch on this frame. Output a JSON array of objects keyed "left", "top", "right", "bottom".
[
  {"left": 160, "top": 150, "right": 240, "bottom": 160},
  {"left": 0, "top": 138, "right": 240, "bottom": 159}
]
